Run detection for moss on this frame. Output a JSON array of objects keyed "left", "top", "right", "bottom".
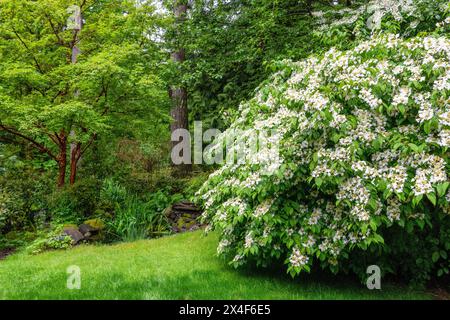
[
  {"left": 84, "top": 218, "right": 105, "bottom": 230},
  {"left": 62, "top": 223, "right": 78, "bottom": 230}
]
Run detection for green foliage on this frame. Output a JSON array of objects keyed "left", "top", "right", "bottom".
[
  {"left": 100, "top": 177, "right": 128, "bottom": 208},
  {"left": 313, "top": 0, "right": 450, "bottom": 50},
  {"left": 100, "top": 178, "right": 172, "bottom": 242},
  {"left": 0, "top": 0, "right": 169, "bottom": 187},
  {"left": 169, "top": 0, "right": 326, "bottom": 129},
  {"left": 24, "top": 224, "right": 73, "bottom": 255},
  {"left": 0, "top": 188, "right": 24, "bottom": 232},
  {"left": 107, "top": 194, "right": 170, "bottom": 242},
  {"left": 0, "top": 145, "right": 53, "bottom": 233},
  {"left": 48, "top": 178, "right": 101, "bottom": 223}
]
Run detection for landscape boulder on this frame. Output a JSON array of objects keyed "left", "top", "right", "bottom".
[
  {"left": 63, "top": 227, "right": 84, "bottom": 244},
  {"left": 80, "top": 218, "right": 105, "bottom": 241}
]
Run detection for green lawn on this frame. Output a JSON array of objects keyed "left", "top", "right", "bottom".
[{"left": 0, "top": 231, "right": 431, "bottom": 300}]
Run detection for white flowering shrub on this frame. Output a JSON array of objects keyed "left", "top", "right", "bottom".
[
  {"left": 313, "top": 0, "right": 450, "bottom": 48},
  {"left": 195, "top": 4, "right": 450, "bottom": 283}
]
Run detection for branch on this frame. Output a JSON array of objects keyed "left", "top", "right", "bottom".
[
  {"left": 48, "top": 132, "right": 60, "bottom": 146},
  {"left": 45, "top": 13, "right": 65, "bottom": 46},
  {"left": 11, "top": 28, "right": 44, "bottom": 74},
  {"left": 0, "top": 124, "right": 57, "bottom": 161},
  {"left": 80, "top": 133, "right": 97, "bottom": 157}
]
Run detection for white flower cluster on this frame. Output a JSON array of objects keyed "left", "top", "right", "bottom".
[
  {"left": 244, "top": 232, "right": 254, "bottom": 249},
  {"left": 253, "top": 198, "right": 274, "bottom": 218},
  {"left": 222, "top": 197, "right": 247, "bottom": 216},
  {"left": 289, "top": 247, "right": 309, "bottom": 268},
  {"left": 337, "top": 177, "right": 370, "bottom": 206},
  {"left": 217, "top": 239, "right": 230, "bottom": 254},
  {"left": 312, "top": 0, "right": 446, "bottom": 32}
]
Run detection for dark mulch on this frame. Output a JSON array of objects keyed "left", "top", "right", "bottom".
[
  {"left": 167, "top": 200, "right": 204, "bottom": 233},
  {"left": 0, "top": 247, "right": 16, "bottom": 260}
]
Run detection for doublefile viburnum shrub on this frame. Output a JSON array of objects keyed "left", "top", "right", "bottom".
[
  {"left": 313, "top": 0, "right": 449, "bottom": 34},
  {"left": 195, "top": 9, "right": 450, "bottom": 280}
]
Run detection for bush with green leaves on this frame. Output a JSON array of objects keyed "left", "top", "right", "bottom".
[
  {"left": 0, "top": 146, "right": 53, "bottom": 233},
  {"left": 48, "top": 178, "right": 101, "bottom": 223},
  {"left": 196, "top": 2, "right": 450, "bottom": 284},
  {"left": 107, "top": 195, "right": 171, "bottom": 242},
  {"left": 313, "top": 0, "right": 450, "bottom": 49},
  {"left": 25, "top": 225, "right": 73, "bottom": 255}
]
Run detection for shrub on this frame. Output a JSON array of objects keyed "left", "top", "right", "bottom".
[
  {"left": 0, "top": 188, "right": 25, "bottom": 233},
  {"left": 48, "top": 178, "right": 101, "bottom": 223},
  {"left": 25, "top": 225, "right": 73, "bottom": 255},
  {"left": 0, "top": 157, "right": 53, "bottom": 232},
  {"left": 312, "top": 0, "right": 449, "bottom": 49},
  {"left": 196, "top": 5, "right": 450, "bottom": 285}
]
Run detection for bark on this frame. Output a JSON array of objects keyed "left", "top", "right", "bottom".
[
  {"left": 57, "top": 131, "right": 67, "bottom": 188},
  {"left": 170, "top": 1, "right": 190, "bottom": 173},
  {"left": 69, "top": 7, "right": 82, "bottom": 185},
  {"left": 69, "top": 142, "right": 81, "bottom": 185},
  {"left": 306, "top": 0, "right": 313, "bottom": 15}
]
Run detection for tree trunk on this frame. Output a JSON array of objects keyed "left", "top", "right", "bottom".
[
  {"left": 306, "top": 0, "right": 313, "bottom": 15},
  {"left": 69, "top": 142, "right": 81, "bottom": 185},
  {"left": 170, "top": 1, "right": 190, "bottom": 173},
  {"left": 169, "top": 49, "right": 188, "bottom": 135},
  {"left": 57, "top": 132, "right": 67, "bottom": 188},
  {"left": 69, "top": 6, "right": 82, "bottom": 185}
]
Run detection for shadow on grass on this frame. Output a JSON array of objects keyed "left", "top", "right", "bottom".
[{"left": 57, "top": 265, "right": 430, "bottom": 300}]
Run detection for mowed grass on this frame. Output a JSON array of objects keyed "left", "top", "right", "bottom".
[{"left": 0, "top": 231, "right": 431, "bottom": 300}]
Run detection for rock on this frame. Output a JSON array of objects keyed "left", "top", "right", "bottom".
[
  {"left": 80, "top": 218, "right": 105, "bottom": 241},
  {"left": 79, "top": 223, "right": 96, "bottom": 235},
  {"left": 63, "top": 227, "right": 84, "bottom": 244},
  {"left": 166, "top": 200, "right": 204, "bottom": 234}
]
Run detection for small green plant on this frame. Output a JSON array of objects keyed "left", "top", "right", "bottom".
[
  {"left": 25, "top": 225, "right": 73, "bottom": 255},
  {"left": 100, "top": 178, "right": 128, "bottom": 207},
  {"left": 107, "top": 193, "right": 170, "bottom": 242}
]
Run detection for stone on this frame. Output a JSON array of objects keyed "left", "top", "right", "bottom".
[
  {"left": 81, "top": 219, "right": 106, "bottom": 241},
  {"left": 79, "top": 223, "right": 96, "bottom": 235},
  {"left": 63, "top": 227, "right": 84, "bottom": 244},
  {"left": 166, "top": 200, "right": 204, "bottom": 234}
]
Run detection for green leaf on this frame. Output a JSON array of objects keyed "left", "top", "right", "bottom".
[
  {"left": 432, "top": 251, "right": 440, "bottom": 263},
  {"left": 436, "top": 182, "right": 449, "bottom": 197},
  {"left": 315, "top": 177, "right": 323, "bottom": 188},
  {"left": 426, "top": 193, "right": 436, "bottom": 206},
  {"left": 412, "top": 195, "right": 423, "bottom": 207}
]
